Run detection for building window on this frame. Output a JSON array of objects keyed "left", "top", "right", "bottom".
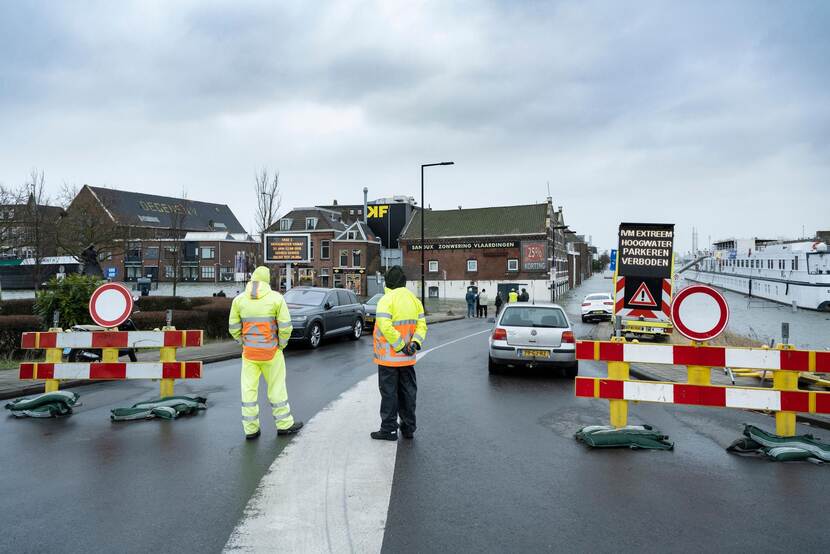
[
  {"left": 182, "top": 266, "right": 199, "bottom": 281},
  {"left": 428, "top": 260, "right": 438, "bottom": 272},
  {"left": 352, "top": 249, "right": 361, "bottom": 267},
  {"left": 126, "top": 266, "right": 143, "bottom": 281},
  {"left": 507, "top": 259, "right": 519, "bottom": 271},
  {"left": 320, "top": 268, "right": 330, "bottom": 288},
  {"left": 201, "top": 266, "right": 215, "bottom": 280},
  {"left": 279, "top": 218, "right": 292, "bottom": 231},
  {"left": 321, "top": 240, "right": 330, "bottom": 259},
  {"left": 306, "top": 217, "right": 317, "bottom": 230},
  {"left": 164, "top": 265, "right": 175, "bottom": 279},
  {"left": 127, "top": 242, "right": 141, "bottom": 260},
  {"left": 142, "top": 247, "right": 158, "bottom": 260},
  {"left": 309, "top": 240, "right": 314, "bottom": 261},
  {"left": 339, "top": 249, "right": 348, "bottom": 266},
  {"left": 200, "top": 247, "right": 215, "bottom": 260},
  {"left": 467, "top": 259, "right": 478, "bottom": 272},
  {"left": 164, "top": 245, "right": 178, "bottom": 259}
]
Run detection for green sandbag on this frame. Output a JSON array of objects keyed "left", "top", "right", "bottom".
[
  {"left": 5, "top": 391, "right": 80, "bottom": 418},
  {"left": 727, "top": 424, "right": 830, "bottom": 463},
  {"left": 575, "top": 424, "right": 674, "bottom": 450},
  {"left": 111, "top": 396, "right": 207, "bottom": 422}
]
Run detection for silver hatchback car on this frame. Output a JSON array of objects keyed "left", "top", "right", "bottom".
[{"left": 488, "top": 303, "right": 578, "bottom": 377}]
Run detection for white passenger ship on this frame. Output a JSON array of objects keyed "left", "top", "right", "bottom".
[{"left": 685, "top": 237, "right": 830, "bottom": 311}]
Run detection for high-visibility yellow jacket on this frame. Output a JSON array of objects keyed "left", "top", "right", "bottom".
[
  {"left": 373, "top": 287, "right": 427, "bottom": 367},
  {"left": 228, "top": 267, "right": 292, "bottom": 361},
  {"left": 508, "top": 291, "right": 519, "bottom": 303}
]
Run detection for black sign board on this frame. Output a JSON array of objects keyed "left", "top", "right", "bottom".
[
  {"left": 366, "top": 203, "right": 409, "bottom": 248},
  {"left": 617, "top": 223, "right": 674, "bottom": 311},
  {"left": 264, "top": 234, "right": 311, "bottom": 263},
  {"left": 407, "top": 240, "right": 519, "bottom": 251}
]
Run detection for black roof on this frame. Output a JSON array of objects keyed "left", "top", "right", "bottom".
[
  {"left": 268, "top": 208, "right": 347, "bottom": 232},
  {"left": 85, "top": 186, "right": 246, "bottom": 233}
]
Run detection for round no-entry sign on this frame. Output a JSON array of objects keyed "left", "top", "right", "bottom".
[
  {"left": 671, "top": 284, "right": 729, "bottom": 341},
  {"left": 89, "top": 282, "right": 134, "bottom": 328}
]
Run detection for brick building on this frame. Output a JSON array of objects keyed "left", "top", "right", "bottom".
[
  {"left": 399, "top": 199, "right": 571, "bottom": 302},
  {"left": 63, "top": 186, "right": 259, "bottom": 287},
  {"left": 566, "top": 234, "right": 594, "bottom": 289},
  {"left": 267, "top": 207, "right": 382, "bottom": 295}
]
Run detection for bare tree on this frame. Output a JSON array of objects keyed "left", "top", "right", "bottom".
[
  {"left": 254, "top": 169, "right": 281, "bottom": 264},
  {"left": 168, "top": 189, "right": 190, "bottom": 297},
  {"left": 56, "top": 183, "right": 126, "bottom": 265}
]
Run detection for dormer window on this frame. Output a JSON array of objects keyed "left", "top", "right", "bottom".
[
  {"left": 279, "top": 218, "right": 292, "bottom": 231},
  {"left": 305, "top": 217, "right": 318, "bottom": 230}
]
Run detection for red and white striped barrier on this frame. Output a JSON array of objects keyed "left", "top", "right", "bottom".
[
  {"left": 19, "top": 361, "right": 202, "bottom": 381},
  {"left": 576, "top": 341, "right": 830, "bottom": 373},
  {"left": 575, "top": 377, "right": 830, "bottom": 414},
  {"left": 21, "top": 330, "right": 203, "bottom": 350}
]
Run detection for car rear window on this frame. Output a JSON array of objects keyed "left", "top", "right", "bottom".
[
  {"left": 586, "top": 294, "right": 610, "bottom": 300},
  {"left": 499, "top": 307, "right": 568, "bottom": 328}
]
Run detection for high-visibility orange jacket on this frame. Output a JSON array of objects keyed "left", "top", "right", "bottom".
[
  {"left": 373, "top": 286, "right": 427, "bottom": 367},
  {"left": 228, "top": 267, "right": 292, "bottom": 361}
]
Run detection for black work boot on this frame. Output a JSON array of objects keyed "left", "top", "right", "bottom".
[
  {"left": 401, "top": 429, "right": 415, "bottom": 439},
  {"left": 245, "top": 430, "right": 261, "bottom": 440},
  {"left": 370, "top": 430, "right": 398, "bottom": 441},
  {"left": 277, "top": 421, "right": 304, "bottom": 435}
]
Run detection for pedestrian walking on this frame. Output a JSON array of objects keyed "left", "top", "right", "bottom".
[
  {"left": 477, "top": 288, "right": 488, "bottom": 318},
  {"left": 508, "top": 288, "right": 519, "bottom": 303},
  {"left": 228, "top": 266, "right": 303, "bottom": 440},
  {"left": 519, "top": 288, "right": 530, "bottom": 302},
  {"left": 371, "top": 266, "right": 427, "bottom": 441},
  {"left": 465, "top": 287, "right": 476, "bottom": 318},
  {"left": 495, "top": 292, "right": 503, "bottom": 314}
]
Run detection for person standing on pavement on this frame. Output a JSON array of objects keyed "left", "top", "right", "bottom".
[
  {"left": 371, "top": 265, "right": 427, "bottom": 441},
  {"left": 519, "top": 288, "right": 530, "bottom": 302},
  {"left": 477, "top": 288, "right": 488, "bottom": 318},
  {"left": 508, "top": 288, "right": 519, "bottom": 303},
  {"left": 228, "top": 266, "right": 303, "bottom": 440},
  {"left": 495, "top": 292, "right": 503, "bottom": 315},
  {"left": 465, "top": 287, "right": 476, "bottom": 318}
]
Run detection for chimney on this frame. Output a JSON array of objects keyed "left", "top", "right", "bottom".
[
  {"left": 363, "top": 187, "right": 368, "bottom": 224},
  {"left": 333, "top": 199, "right": 338, "bottom": 206}
]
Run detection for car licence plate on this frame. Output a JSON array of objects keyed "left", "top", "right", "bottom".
[
  {"left": 592, "top": 310, "right": 604, "bottom": 314},
  {"left": 521, "top": 349, "right": 550, "bottom": 358}
]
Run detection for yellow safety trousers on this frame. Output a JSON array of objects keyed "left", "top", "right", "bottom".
[{"left": 240, "top": 350, "right": 294, "bottom": 434}]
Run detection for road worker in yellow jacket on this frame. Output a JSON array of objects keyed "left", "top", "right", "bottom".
[
  {"left": 371, "top": 265, "right": 427, "bottom": 441},
  {"left": 229, "top": 266, "right": 303, "bottom": 440},
  {"left": 508, "top": 288, "right": 519, "bottom": 303}
]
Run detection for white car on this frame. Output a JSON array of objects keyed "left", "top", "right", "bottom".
[
  {"left": 487, "top": 303, "right": 577, "bottom": 377},
  {"left": 581, "top": 293, "right": 613, "bottom": 322}
]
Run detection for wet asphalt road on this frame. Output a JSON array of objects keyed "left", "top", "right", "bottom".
[
  {"left": 383, "top": 277, "right": 830, "bottom": 553},
  {"left": 2, "top": 277, "right": 829, "bottom": 554}
]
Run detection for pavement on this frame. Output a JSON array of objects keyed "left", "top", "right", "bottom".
[
  {"left": 2, "top": 284, "right": 828, "bottom": 553},
  {"left": 0, "top": 312, "right": 463, "bottom": 401}
]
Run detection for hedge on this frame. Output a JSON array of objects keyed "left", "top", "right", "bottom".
[
  {"left": 132, "top": 310, "right": 209, "bottom": 333},
  {"left": 0, "top": 299, "right": 36, "bottom": 316},
  {"left": 0, "top": 315, "right": 43, "bottom": 356},
  {"left": 194, "top": 298, "right": 233, "bottom": 339}
]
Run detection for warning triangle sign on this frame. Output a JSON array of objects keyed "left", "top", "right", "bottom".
[{"left": 629, "top": 281, "right": 657, "bottom": 307}]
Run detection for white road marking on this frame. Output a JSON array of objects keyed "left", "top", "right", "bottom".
[{"left": 224, "top": 327, "right": 489, "bottom": 553}]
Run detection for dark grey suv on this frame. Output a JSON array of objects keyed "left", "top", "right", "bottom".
[{"left": 284, "top": 287, "right": 366, "bottom": 348}]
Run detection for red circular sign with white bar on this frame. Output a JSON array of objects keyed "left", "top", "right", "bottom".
[
  {"left": 89, "top": 282, "right": 134, "bottom": 328},
  {"left": 671, "top": 284, "right": 729, "bottom": 341}
]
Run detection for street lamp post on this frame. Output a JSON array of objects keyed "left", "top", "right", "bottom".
[{"left": 420, "top": 161, "right": 454, "bottom": 310}]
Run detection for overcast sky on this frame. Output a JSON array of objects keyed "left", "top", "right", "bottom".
[{"left": 1, "top": 1, "right": 827, "bottom": 252}]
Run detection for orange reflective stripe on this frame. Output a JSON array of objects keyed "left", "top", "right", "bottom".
[{"left": 373, "top": 321, "right": 418, "bottom": 366}]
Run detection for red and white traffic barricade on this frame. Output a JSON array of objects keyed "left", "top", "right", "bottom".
[
  {"left": 577, "top": 284, "right": 830, "bottom": 438},
  {"left": 19, "top": 283, "right": 204, "bottom": 396}
]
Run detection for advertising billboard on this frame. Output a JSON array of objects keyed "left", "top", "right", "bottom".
[
  {"left": 264, "top": 234, "right": 311, "bottom": 263},
  {"left": 366, "top": 203, "right": 410, "bottom": 248},
  {"left": 521, "top": 240, "right": 547, "bottom": 271}
]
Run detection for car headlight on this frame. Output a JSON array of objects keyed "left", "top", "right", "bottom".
[{"left": 291, "top": 315, "right": 308, "bottom": 323}]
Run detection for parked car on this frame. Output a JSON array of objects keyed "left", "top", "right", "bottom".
[
  {"left": 488, "top": 303, "right": 577, "bottom": 377},
  {"left": 284, "top": 287, "right": 365, "bottom": 348},
  {"left": 581, "top": 292, "right": 614, "bottom": 322},
  {"left": 363, "top": 293, "right": 383, "bottom": 328}
]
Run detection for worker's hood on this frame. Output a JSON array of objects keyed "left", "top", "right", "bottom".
[
  {"left": 246, "top": 266, "right": 272, "bottom": 299},
  {"left": 385, "top": 265, "right": 406, "bottom": 289}
]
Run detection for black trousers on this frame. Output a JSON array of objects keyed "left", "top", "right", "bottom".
[
  {"left": 477, "top": 304, "right": 488, "bottom": 317},
  {"left": 378, "top": 364, "right": 417, "bottom": 434}
]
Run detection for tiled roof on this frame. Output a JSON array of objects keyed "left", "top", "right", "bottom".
[
  {"left": 86, "top": 186, "right": 246, "bottom": 233},
  {"left": 400, "top": 203, "right": 549, "bottom": 240},
  {"left": 270, "top": 208, "right": 347, "bottom": 232}
]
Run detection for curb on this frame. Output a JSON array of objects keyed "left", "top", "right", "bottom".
[{"left": 627, "top": 365, "right": 830, "bottom": 433}]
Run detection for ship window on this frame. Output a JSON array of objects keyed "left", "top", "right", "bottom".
[{"left": 793, "top": 257, "right": 798, "bottom": 271}]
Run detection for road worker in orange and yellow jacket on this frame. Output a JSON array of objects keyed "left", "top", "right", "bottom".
[
  {"left": 371, "top": 265, "right": 427, "bottom": 441},
  {"left": 229, "top": 266, "right": 303, "bottom": 440}
]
